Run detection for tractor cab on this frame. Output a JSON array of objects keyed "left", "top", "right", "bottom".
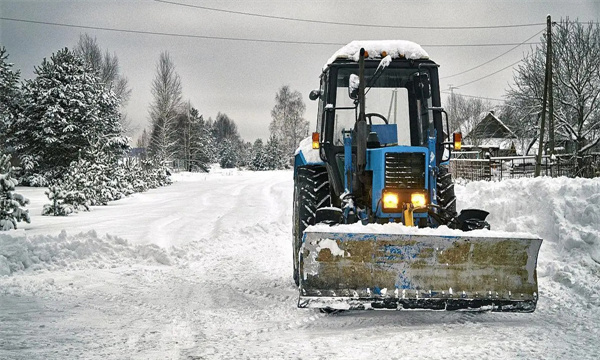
[{"left": 310, "top": 41, "right": 448, "bottom": 223}]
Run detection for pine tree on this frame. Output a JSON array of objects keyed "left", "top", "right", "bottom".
[
  {"left": 0, "top": 154, "right": 30, "bottom": 230},
  {"left": 7, "top": 48, "right": 128, "bottom": 184},
  {"left": 212, "top": 113, "right": 242, "bottom": 169},
  {"left": 264, "top": 134, "right": 288, "bottom": 170},
  {"left": 189, "top": 109, "right": 215, "bottom": 172},
  {"left": 250, "top": 138, "right": 267, "bottom": 170},
  {"left": 218, "top": 138, "right": 239, "bottom": 169},
  {"left": 237, "top": 141, "right": 253, "bottom": 168},
  {"left": 0, "top": 47, "right": 21, "bottom": 150},
  {"left": 174, "top": 103, "right": 214, "bottom": 172},
  {"left": 42, "top": 185, "right": 75, "bottom": 216}
]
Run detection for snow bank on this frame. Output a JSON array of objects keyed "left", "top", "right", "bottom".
[
  {"left": 0, "top": 230, "right": 171, "bottom": 276},
  {"left": 456, "top": 176, "right": 600, "bottom": 302},
  {"left": 325, "top": 40, "right": 429, "bottom": 70},
  {"left": 456, "top": 177, "right": 600, "bottom": 260}
]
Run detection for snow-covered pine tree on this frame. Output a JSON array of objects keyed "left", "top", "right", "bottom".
[
  {"left": 7, "top": 48, "right": 128, "bottom": 184},
  {"left": 0, "top": 47, "right": 21, "bottom": 150},
  {"left": 211, "top": 113, "right": 242, "bottom": 169},
  {"left": 250, "top": 138, "right": 267, "bottom": 170},
  {"left": 265, "top": 134, "right": 288, "bottom": 170},
  {"left": 189, "top": 110, "right": 216, "bottom": 172},
  {"left": 0, "top": 154, "right": 30, "bottom": 230},
  {"left": 174, "top": 104, "right": 214, "bottom": 172},
  {"left": 237, "top": 141, "right": 253, "bottom": 169},
  {"left": 42, "top": 185, "right": 74, "bottom": 216},
  {"left": 217, "top": 138, "right": 239, "bottom": 169}
]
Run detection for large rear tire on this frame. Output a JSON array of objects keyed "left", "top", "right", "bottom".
[
  {"left": 293, "top": 166, "right": 330, "bottom": 286},
  {"left": 436, "top": 165, "right": 457, "bottom": 225}
]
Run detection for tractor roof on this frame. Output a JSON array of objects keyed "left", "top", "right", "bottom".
[{"left": 324, "top": 40, "right": 429, "bottom": 71}]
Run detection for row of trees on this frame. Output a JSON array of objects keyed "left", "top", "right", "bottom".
[
  {"left": 0, "top": 36, "right": 311, "bottom": 227},
  {"left": 0, "top": 37, "right": 171, "bottom": 225},
  {"left": 142, "top": 52, "right": 309, "bottom": 171},
  {"left": 445, "top": 19, "right": 600, "bottom": 157}
]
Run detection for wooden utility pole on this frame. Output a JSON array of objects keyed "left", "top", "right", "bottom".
[
  {"left": 535, "top": 15, "right": 552, "bottom": 177},
  {"left": 548, "top": 21, "right": 555, "bottom": 155}
]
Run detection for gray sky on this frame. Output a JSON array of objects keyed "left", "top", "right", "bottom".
[{"left": 1, "top": 0, "right": 599, "bottom": 143}]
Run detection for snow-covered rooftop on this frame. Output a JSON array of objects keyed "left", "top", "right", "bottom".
[{"left": 325, "top": 40, "right": 429, "bottom": 70}]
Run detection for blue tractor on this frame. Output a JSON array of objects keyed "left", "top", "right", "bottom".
[{"left": 293, "top": 41, "right": 542, "bottom": 312}]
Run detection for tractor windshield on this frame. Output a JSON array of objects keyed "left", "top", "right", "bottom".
[{"left": 334, "top": 67, "right": 428, "bottom": 147}]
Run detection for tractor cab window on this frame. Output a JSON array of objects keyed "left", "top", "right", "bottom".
[{"left": 333, "top": 67, "right": 428, "bottom": 147}]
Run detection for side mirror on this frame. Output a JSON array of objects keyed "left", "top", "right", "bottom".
[
  {"left": 348, "top": 74, "right": 359, "bottom": 100},
  {"left": 309, "top": 89, "right": 321, "bottom": 101}
]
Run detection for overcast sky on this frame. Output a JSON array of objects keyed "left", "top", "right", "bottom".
[{"left": 1, "top": 0, "right": 599, "bottom": 143}]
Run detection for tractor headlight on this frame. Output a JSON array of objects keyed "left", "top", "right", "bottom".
[
  {"left": 382, "top": 191, "right": 399, "bottom": 210},
  {"left": 410, "top": 193, "right": 427, "bottom": 208}
]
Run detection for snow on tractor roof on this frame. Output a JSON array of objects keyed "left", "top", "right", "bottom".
[{"left": 325, "top": 40, "right": 429, "bottom": 70}]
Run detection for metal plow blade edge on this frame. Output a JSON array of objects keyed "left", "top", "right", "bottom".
[{"left": 298, "top": 231, "right": 542, "bottom": 312}]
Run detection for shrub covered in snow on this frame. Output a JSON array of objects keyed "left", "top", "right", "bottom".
[
  {"left": 42, "top": 185, "right": 76, "bottom": 216},
  {"left": 0, "top": 154, "right": 30, "bottom": 230},
  {"left": 42, "top": 153, "right": 172, "bottom": 216}
]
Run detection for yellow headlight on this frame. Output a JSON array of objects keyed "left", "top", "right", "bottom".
[
  {"left": 382, "top": 192, "right": 399, "bottom": 209},
  {"left": 411, "top": 193, "right": 427, "bottom": 208}
]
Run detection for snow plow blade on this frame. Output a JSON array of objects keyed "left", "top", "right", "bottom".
[{"left": 298, "top": 229, "right": 542, "bottom": 312}]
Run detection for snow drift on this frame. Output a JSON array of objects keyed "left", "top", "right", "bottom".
[
  {"left": 456, "top": 176, "right": 600, "bottom": 305},
  {"left": 0, "top": 230, "right": 171, "bottom": 276}
]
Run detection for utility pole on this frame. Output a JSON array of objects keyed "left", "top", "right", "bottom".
[
  {"left": 535, "top": 15, "right": 552, "bottom": 177},
  {"left": 448, "top": 84, "right": 459, "bottom": 131},
  {"left": 548, "top": 20, "right": 555, "bottom": 155}
]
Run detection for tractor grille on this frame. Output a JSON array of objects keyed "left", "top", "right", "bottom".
[{"left": 384, "top": 152, "right": 426, "bottom": 189}]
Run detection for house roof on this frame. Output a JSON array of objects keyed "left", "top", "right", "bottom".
[{"left": 464, "top": 111, "right": 516, "bottom": 139}]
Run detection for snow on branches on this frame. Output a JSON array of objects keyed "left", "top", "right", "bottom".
[
  {"left": 7, "top": 47, "right": 128, "bottom": 184},
  {"left": 43, "top": 154, "right": 171, "bottom": 216},
  {"left": 0, "top": 154, "right": 30, "bottom": 230}
]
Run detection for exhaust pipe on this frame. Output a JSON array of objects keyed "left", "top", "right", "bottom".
[{"left": 356, "top": 48, "right": 367, "bottom": 181}]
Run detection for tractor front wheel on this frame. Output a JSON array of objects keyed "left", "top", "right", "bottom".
[
  {"left": 436, "top": 165, "right": 457, "bottom": 225},
  {"left": 292, "top": 166, "right": 330, "bottom": 286}
]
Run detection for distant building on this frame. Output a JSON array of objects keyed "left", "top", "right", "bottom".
[{"left": 463, "top": 111, "right": 519, "bottom": 156}]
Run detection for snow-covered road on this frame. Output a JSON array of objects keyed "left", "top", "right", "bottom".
[{"left": 1, "top": 170, "right": 599, "bottom": 359}]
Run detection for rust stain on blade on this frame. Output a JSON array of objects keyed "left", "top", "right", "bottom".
[{"left": 300, "top": 231, "right": 542, "bottom": 300}]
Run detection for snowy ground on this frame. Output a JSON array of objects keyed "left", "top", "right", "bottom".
[{"left": 1, "top": 170, "right": 599, "bottom": 359}]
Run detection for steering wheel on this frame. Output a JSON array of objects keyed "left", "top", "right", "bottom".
[{"left": 365, "top": 113, "right": 388, "bottom": 125}]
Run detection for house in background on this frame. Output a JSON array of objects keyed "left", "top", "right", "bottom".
[{"left": 462, "top": 110, "right": 521, "bottom": 157}]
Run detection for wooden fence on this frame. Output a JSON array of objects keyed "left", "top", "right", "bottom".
[{"left": 450, "top": 154, "right": 600, "bottom": 181}]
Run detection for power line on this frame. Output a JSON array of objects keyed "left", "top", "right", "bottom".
[
  {"left": 0, "top": 17, "right": 344, "bottom": 46},
  {"left": 440, "top": 28, "right": 543, "bottom": 80},
  {"left": 155, "top": 0, "right": 546, "bottom": 30},
  {"left": 0, "top": 17, "right": 543, "bottom": 48},
  {"left": 453, "top": 58, "right": 524, "bottom": 88},
  {"left": 440, "top": 91, "right": 505, "bottom": 102}
]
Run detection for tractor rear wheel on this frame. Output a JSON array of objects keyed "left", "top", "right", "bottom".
[
  {"left": 293, "top": 166, "right": 330, "bottom": 286},
  {"left": 436, "top": 165, "right": 457, "bottom": 224}
]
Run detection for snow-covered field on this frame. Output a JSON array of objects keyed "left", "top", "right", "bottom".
[{"left": 1, "top": 170, "right": 599, "bottom": 359}]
